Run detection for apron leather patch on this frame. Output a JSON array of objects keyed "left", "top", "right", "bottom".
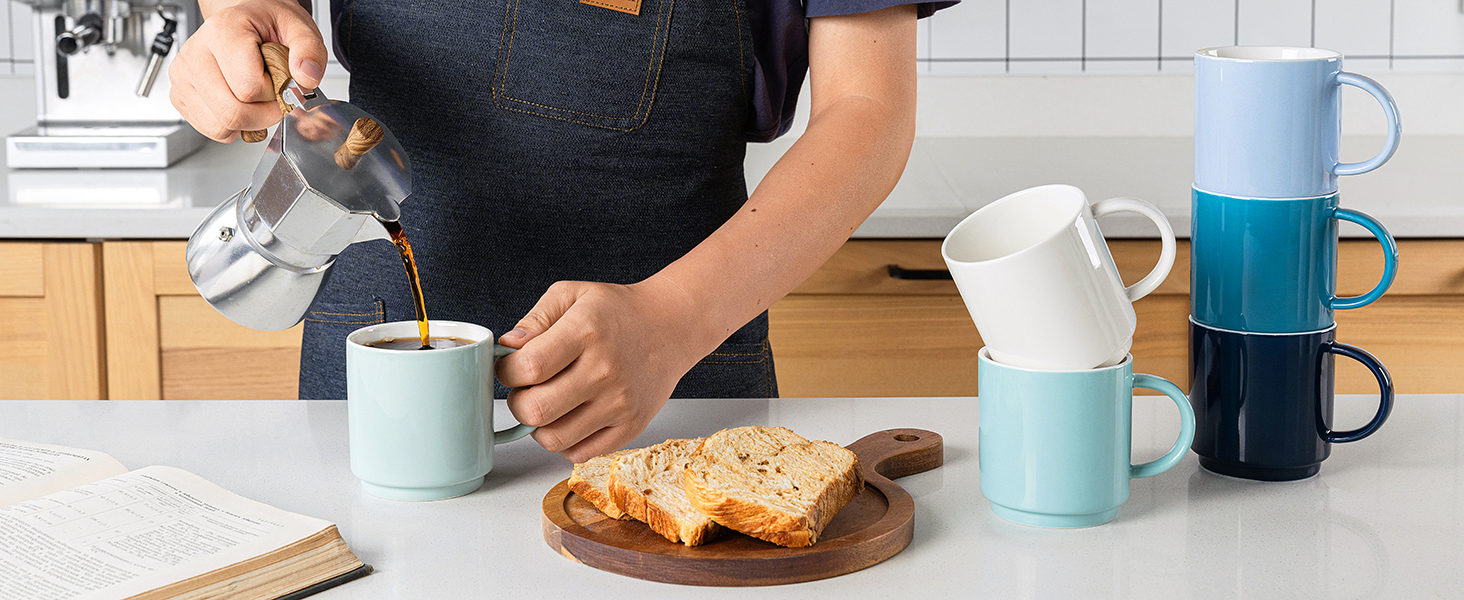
[{"left": 580, "top": 0, "right": 640, "bottom": 16}]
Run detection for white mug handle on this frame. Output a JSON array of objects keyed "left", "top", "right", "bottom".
[{"left": 1090, "top": 197, "right": 1176, "bottom": 302}]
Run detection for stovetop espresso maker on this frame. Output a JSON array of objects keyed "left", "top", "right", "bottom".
[{"left": 186, "top": 43, "right": 411, "bottom": 331}]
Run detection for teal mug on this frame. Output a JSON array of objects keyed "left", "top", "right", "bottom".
[
  {"left": 1191, "top": 187, "right": 1398, "bottom": 333},
  {"left": 978, "top": 348, "right": 1196, "bottom": 528},
  {"left": 346, "top": 320, "right": 535, "bottom": 501}
]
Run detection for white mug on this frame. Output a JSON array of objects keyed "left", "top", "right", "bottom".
[{"left": 941, "top": 184, "right": 1176, "bottom": 370}]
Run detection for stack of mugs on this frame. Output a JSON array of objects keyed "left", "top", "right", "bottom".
[
  {"left": 1189, "top": 47, "right": 1400, "bottom": 481},
  {"left": 942, "top": 184, "right": 1194, "bottom": 528}
]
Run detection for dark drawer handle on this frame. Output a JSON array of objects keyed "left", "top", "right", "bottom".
[{"left": 886, "top": 264, "right": 953, "bottom": 280}]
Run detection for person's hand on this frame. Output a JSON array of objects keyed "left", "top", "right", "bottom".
[
  {"left": 169, "top": 0, "right": 328, "bottom": 142},
  {"left": 495, "top": 278, "right": 716, "bottom": 463}
]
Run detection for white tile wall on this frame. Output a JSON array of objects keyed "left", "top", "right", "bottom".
[
  {"left": 4, "top": 1, "right": 1463, "bottom": 77},
  {"left": 916, "top": 0, "right": 1464, "bottom": 74}
]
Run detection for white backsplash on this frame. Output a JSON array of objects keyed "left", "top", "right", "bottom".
[
  {"left": 921, "top": 0, "right": 1464, "bottom": 74},
  {"left": 3, "top": 1, "right": 1463, "bottom": 138}
]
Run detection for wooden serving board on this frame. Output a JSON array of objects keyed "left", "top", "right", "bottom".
[{"left": 541, "top": 428, "right": 943, "bottom": 586}]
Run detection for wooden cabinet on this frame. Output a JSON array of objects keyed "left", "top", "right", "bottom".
[
  {"left": 102, "top": 242, "right": 302, "bottom": 400},
  {"left": 0, "top": 243, "right": 105, "bottom": 399},
  {"left": 769, "top": 239, "right": 1464, "bottom": 397},
  {"left": 1, "top": 238, "right": 1460, "bottom": 400}
]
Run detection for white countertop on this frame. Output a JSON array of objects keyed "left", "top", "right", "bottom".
[
  {"left": 3, "top": 135, "right": 1463, "bottom": 240},
  {"left": 0, "top": 396, "right": 1459, "bottom": 598}
]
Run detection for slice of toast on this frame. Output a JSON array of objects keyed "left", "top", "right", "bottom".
[
  {"left": 568, "top": 448, "right": 638, "bottom": 520},
  {"left": 608, "top": 438, "right": 722, "bottom": 546},
  {"left": 682, "top": 426, "right": 863, "bottom": 548}
]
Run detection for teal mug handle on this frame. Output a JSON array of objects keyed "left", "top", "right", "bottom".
[
  {"left": 491, "top": 345, "right": 536, "bottom": 444},
  {"left": 1333, "top": 72, "right": 1401, "bottom": 177},
  {"left": 1129, "top": 374, "right": 1197, "bottom": 479},
  {"left": 1331, "top": 208, "right": 1399, "bottom": 311}
]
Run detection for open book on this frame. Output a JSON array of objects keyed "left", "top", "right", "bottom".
[{"left": 0, "top": 438, "right": 369, "bottom": 600}]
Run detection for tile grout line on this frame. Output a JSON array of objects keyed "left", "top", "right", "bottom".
[
  {"left": 1004, "top": 0, "right": 1010, "bottom": 73},
  {"left": 1157, "top": 0, "right": 1163, "bottom": 71},
  {"left": 1310, "top": 0, "right": 1317, "bottom": 48},
  {"left": 1389, "top": 0, "right": 1396, "bottom": 69},
  {"left": 1233, "top": 0, "right": 1239, "bottom": 45},
  {"left": 1081, "top": 0, "right": 1086, "bottom": 72}
]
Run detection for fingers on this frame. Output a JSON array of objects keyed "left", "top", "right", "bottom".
[
  {"left": 274, "top": 11, "right": 327, "bottom": 88},
  {"left": 496, "top": 283, "right": 593, "bottom": 387},
  {"left": 557, "top": 425, "right": 639, "bottom": 464},
  {"left": 194, "top": 50, "right": 289, "bottom": 133}
]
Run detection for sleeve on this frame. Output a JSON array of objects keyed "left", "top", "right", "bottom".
[{"left": 805, "top": 0, "right": 960, "bottom": 20}]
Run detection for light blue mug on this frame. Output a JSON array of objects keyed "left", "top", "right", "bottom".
[
  {"left": 978, "top": 348, "right": 1196, "bottom": 528},
  {"left": 346, "top": 320, "right": 535, "bottom": 501},
  {"left": 1195, "top": 46, "right": 1401, "bottom": 199},
  {"left": 1191, "top": 187, "right": 1398, "bottom": 333}
]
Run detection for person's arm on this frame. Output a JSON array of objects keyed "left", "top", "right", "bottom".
[{"left": 496, "top": 5, "right": 918, "bottom": 463}]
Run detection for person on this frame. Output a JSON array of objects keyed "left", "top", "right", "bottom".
[{"left": 170, "top": 0, "right": 954, "bottom": 463}]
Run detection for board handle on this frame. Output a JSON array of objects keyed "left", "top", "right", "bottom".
[{"left": 845, "top": 428, "right": 943, "bottom": 481}]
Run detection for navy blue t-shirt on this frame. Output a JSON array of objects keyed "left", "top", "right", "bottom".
[{"left": 327, "top": 0, "right": 956, "bottom": 141}]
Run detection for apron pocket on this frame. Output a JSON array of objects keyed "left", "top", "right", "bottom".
[
  {"left": 493, "top": 0, "right": 674, "bottom": 131},
  {"left": 299, "top": 299, "right": 386, "bottom": 400},
  {"left": 676, "top": 339, "right": 777, "bottom": 399}
]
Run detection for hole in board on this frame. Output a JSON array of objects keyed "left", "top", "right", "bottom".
[{"left": 893, "top": 434, "right": 919, "bottom": 442}]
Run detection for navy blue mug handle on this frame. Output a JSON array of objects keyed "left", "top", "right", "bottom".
[{"left": 1320, "top": 341, "right": 1394, "bottom": 443}]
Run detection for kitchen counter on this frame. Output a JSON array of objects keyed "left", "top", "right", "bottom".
[
  {"left": 1, "top": 395, "right": 1459, "bottom": 598},
  {"left": 3, "top": 135, "right": 1463, "bottom": 240}
]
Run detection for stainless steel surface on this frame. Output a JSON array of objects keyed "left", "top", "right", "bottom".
[
  {"left": 6, "top": 122, "right": 206, "bottom": 168},
  {"left": 186, "top": 81, "right": 412, "bottom": 331},
  {"left": 136, "top": 52, "right": 164, "bottom": 96},
  {"left": 187, "top": 190, "right": 334, "bottom": 332},
  {"left": 8, "top": 0, "right": 203, "bottom": 168}
]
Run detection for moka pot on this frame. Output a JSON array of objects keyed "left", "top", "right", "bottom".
[{"left": 186, "top": 43, "right": 411, "bottom": 331}]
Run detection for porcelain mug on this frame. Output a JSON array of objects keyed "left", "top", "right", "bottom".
[
  {"left": 346, "top": 320, "right": 535, "bottom": 501},
  {"left": 1191, "top": 187, "right": 1398, "bottom": 333},
  {"left": 1195, "top": 46, "right": 1401, "bottom": 199},
  {"left": 1189, "top": 319, "right": 1394, "bottom": 481},
  {"left": 943, "top": 184, "right": 1176, "bottom": 370},
  {"left": 977, "top": 348, "right": 1196, "bottom": 528}
]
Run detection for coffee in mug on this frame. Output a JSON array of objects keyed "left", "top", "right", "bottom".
[{"left": 364, "top": 336, "right": 477, "bottom": 351}]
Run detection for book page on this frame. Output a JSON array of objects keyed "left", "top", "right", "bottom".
[
  {"left": 0, "top": 439, "right": 128, "bottom": 508},
  {"left": 0, "top": 466, "right": 334, "bottom": 600}
]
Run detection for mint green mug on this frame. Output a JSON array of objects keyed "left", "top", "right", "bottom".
[
  {"left": 978, "top": 348, "right": 1196, "bottom": 528},
  {"left": 346, "top": 320, "right": 535, "bottom": 501}
]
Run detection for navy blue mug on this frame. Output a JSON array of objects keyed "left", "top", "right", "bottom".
[{"left": 1189, "top": 318, "right": 1393, "bottom": 481}]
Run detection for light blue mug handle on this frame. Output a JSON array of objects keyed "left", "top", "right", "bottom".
[
  {"left": 1333, "top": 72, "right": 1401, "bottom": 177},
  {"left": 491, "top": 345, "right": 536, "bottom": 444},
  {"left": 1331, "top": 208, "right": 1399, "bottom": 311},
  {"left": 1129, "top": 374, "right": 1197, "bottom": 479}
]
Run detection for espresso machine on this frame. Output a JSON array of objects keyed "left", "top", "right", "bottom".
[{"left": 5, "top": 0, "right": 206, "bottom": 168}]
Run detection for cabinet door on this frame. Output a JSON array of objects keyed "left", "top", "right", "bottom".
[
  {"left": 104, "top": 242, "right": 302, "bottom": 400},
  {"left": 0, "top": 243, "right": 105, "bottom": 399}
]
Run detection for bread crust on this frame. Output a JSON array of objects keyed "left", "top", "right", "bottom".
[
  {"left": 568, "top": 449, "right": 635, "bottom": 520},
  {"left": 682, "top": 428, "right": 864, "bottom": 548},
  {"left": 567, "top": 477, "right": 630, "bottom": 520},
  {"left": 607, "top": 439, "right": 721, "bottom": 546}
]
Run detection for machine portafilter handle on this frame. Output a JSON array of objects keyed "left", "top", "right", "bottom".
[{"left": 241, "top": 42, "right": 295, "bottom": 143}]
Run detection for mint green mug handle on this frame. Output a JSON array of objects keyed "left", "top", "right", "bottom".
[
  {"left": 1129, "top": 374, "right": 1197, "bottom": 479},
  {"left": 491, "top": 345, "right": 536, "bottom": 444}
]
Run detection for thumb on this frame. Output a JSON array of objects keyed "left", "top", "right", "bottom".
[
  {"left": 272, "top": 10, "right": 327, "bottom": 89},
  {"left": 499, "top": 282, "right": 585, "bottom": 348}
]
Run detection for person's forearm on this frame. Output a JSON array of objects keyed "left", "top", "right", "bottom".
[{"left": 652, "top": 79, "right": 916, "bottom": 349}]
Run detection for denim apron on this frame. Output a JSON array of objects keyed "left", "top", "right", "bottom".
[{"left": 298, "top": 0, "right": 776, "bottom": 400}]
